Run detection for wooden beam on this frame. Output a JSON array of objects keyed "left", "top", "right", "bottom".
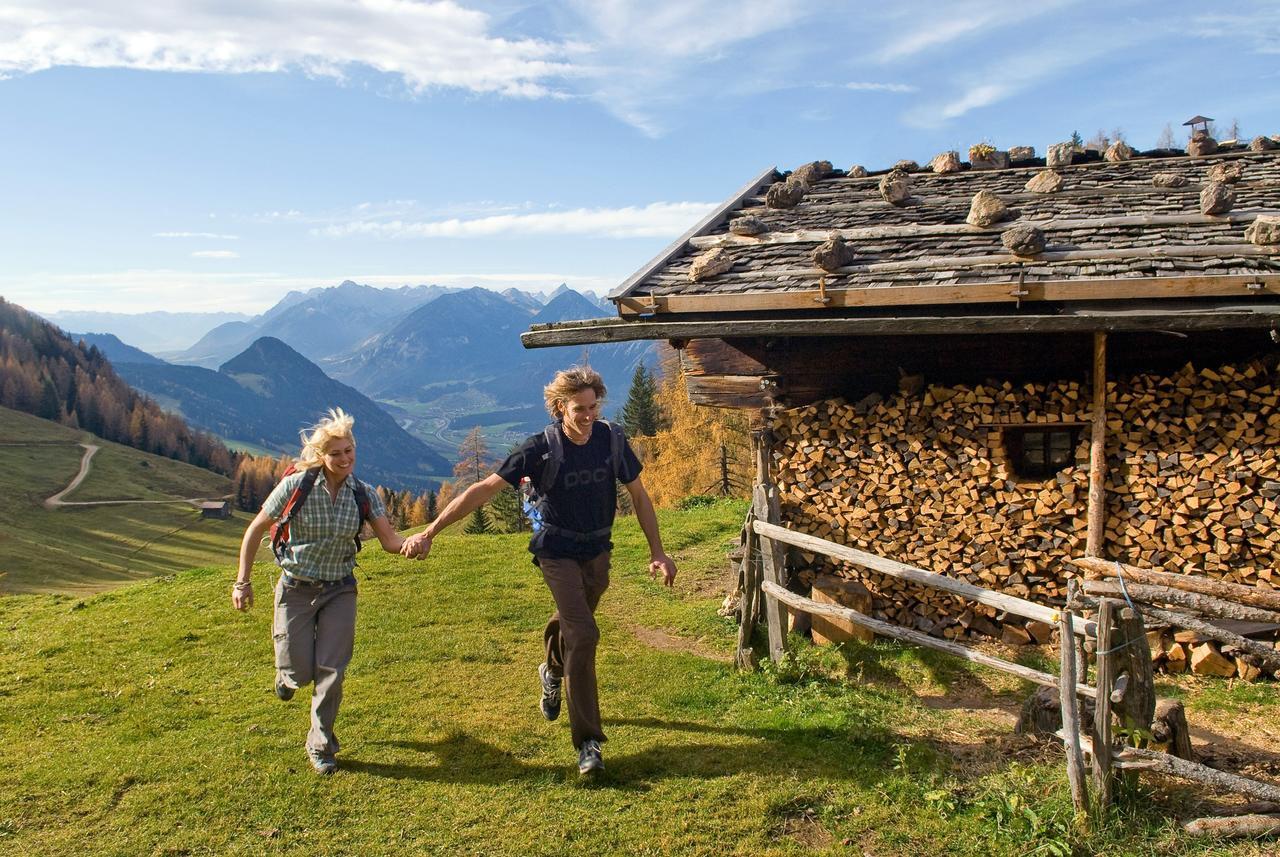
[
  {"left": 608, "top": 165, "right": 778, "bottom": 302},
  {"left": 1092, "top": 599, "right": 1117, "bottom": 811},
  {"left": 741, "top": 172, "right": 1279, "bottom": 210},
  {"left": 1128, "top": 605, "right": 1280, "bottom": 671},
  {"left": 1116, "top": 746, "right": 1280, "bottom": 804},
  {"left": 614, "top": 275, "right": 1280, "bottom": 317},
  {"left": 1081, "top": 579, "right": 1280, "bottom": 623},
  {"left": 677, "top": 245, "right": 1280, "bottom": 283},
  {"left": 751, "top": 520, "right": 1084, "bottom": 633},
  {"left": 735, "top": 508, "right": 759, "bottom": 670},
  {"left": 521, "top": 307, "right": 1280, "bottom": 347},
  {"left": 687, "top": 210, "right": 1280, "bottom": 249},
  {"left": 762, "top": 581, "right": 1099, "bottom": 699},
  {"left": 1070, "top": 556, "right": 1280, "bottom": 610},
  {"left": 1059, "top": 608, "right": 1091, "bottom": 814},
  {"left": 754, "top": 433, "right": 788, "bottom": 664},
  {"left": 1086, "top": 331, "right": 1107, "bottom": 558}
]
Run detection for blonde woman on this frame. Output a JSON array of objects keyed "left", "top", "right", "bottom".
[
  {"left": 401, "top": 366, "right": 676, "bottom": 776},
  {"left": 233, "top": 408, "right": 404, "bottom": 775}
]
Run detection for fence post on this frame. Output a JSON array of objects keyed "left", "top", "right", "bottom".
[
  {"left": 1058, "top": 608, "right": 1090, "bottom": 817},
  {"left": 753, "top": 428, "right": 788, "bottom": 663},
  {"left": 1092, "top": 598, "right": 1117, "bottom": 812}
]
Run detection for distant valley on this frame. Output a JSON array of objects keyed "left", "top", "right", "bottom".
[{"left": 52, "top": 280, "right": 653, "bottom": 486}]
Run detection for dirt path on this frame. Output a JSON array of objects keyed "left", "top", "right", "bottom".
[
  {"left": 42, "top": 442, "right": 213, "bottom": 510},
  {"left": 43, "top": 443, "right": 100, "bottom": 509}
]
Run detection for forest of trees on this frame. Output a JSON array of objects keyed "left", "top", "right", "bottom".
[{"left": 0, "top": 297, "right": 237, "bottom": 475}]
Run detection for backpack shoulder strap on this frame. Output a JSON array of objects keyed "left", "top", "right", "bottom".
[
  {"left": 600, "top": 419, "right": 627, "bottom": 481},
  {"left": 270, "top": 468, "right": 320, "bottom": 560},
  {"left": 539, "top": 424, "right": 564, "bottom": 494},
  {"left": 350, "top": 477, "right": 372, "bottom": 523},
  {"left": 349, "top": 477, "right": 372, "bottom": 552}
]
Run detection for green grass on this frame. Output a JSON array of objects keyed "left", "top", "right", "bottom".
[
  {"left": 0, "top": 499, "right": 1271, "bottom": 856},
  {"left": 0, "top": 407, "right": 243, "bottom": 595}
]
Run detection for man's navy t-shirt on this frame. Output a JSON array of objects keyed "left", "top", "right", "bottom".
[{"left": 497, "top": 421, "right": 642, "bottom": 561}]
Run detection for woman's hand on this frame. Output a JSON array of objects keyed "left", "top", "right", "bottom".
[{"left": 232, "top": 581, "right": 254, "bottom": 610}]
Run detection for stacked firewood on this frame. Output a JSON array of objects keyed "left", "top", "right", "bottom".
[{"left": 772, "top": 355, "right": 1280, "bottom": 656}]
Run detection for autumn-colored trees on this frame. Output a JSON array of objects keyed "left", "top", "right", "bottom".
[
  {"left": 0, "top": 297, "right": 236, "bottom": 476},
  {"left": 630, "top": 349, "right": 751, "bottom": 508}
]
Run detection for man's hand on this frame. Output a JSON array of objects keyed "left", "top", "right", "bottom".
[
  {"left": 648, "top": 553, "right": 678, "bottom": 587},
  {"left": 401, "top": 532, "right": 433, "bottom": 560},
  {"left": 232, "top": 581, "right": 253, "bottom": 610}
]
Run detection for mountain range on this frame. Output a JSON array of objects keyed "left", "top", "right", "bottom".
[
  {"left": 42, "top": 309, "right": 250, "bottom": 353},
  {"left": 114, "top": 336, "right": 449, "bottom": 490},
  {"left": 49, "top": 280, "right": 650, "bottom": 482}
]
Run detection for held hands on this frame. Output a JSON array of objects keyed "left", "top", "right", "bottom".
[
  {"left": 649, "top": 553, "right": 678, "bottom": 587},
  {"left": 401, "top": 531, "right": 433, "bottom": 560}
]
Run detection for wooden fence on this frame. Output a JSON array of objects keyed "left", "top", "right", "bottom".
[{"left": 740, "top": 515, "right": 1280, "bottom": 820}]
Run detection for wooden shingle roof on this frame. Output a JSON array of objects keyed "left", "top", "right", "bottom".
[
  {"left": 618, "top": 150, "right": 1280, "bottom": 310},
  {"left": 525, "top": 142, "right": 1280, "bottom": 348}
]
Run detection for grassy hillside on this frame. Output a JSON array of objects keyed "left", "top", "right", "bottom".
[
  {"left": 1, "top": 501, "right": 1273, "bottom": 856},
  {"left": 0, "top": 406, "right": 242, "bottom": 595}
]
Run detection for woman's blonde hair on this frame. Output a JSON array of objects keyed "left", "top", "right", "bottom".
[
  {"left": 296, "top": 407, "right": 356, "bottom": 470},
  {"left": 543, "top": 366, "right": 606, "bottom": 420}
]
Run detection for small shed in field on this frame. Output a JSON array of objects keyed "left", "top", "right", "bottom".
[
  {"left": 523, "top": 137, "right": 1280, "bottom": 676},
  {"left": 200, "top": 500, "right": 231, "bottom": 519}
]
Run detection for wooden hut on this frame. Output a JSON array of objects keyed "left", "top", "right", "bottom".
[
  {"left": 200, "top": 500, "right": 231, "bottom": 519},
  {"left": 524, "top": 138, "right": 1280, "bottom": 677}
]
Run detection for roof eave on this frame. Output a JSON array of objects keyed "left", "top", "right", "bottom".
[{"left": 522, "top": 302, "right": 1280, "bottom": 348}]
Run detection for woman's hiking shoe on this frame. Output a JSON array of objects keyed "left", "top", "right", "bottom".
[
  {"left": 306, "top": 746, "right": 337, "bottom": 775},
  {"left": 577, "top": 739, "right": 604, "bottom": 776},
  {"left": 538, "top": 662, "right": 562, "bottom": 721}
]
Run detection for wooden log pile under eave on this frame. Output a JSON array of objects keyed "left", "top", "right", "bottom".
[{"left": 771, "top": 355, "right": 1280, "bottom": 676}]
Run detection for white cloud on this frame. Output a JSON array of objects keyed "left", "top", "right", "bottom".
[
  {"left": 313, "top": 201, "right": 716, "bottom": 240},
  {"left": 192, "top": 249, "right": 239, "bottom": 259},
  {"left": 0, "top": 0, "right": 574, "bottom": 97},
  {"left": 900, "top": 26, "right": 1145, "bottom": 128},
  {"left": 1191, "top": 8, "right": 1280, "bottom": 54},
  {"left": 558, "top": 0, "right": 820, "bottom": 135},
  {"left": 873, "top": 0, "right": 1079, "bottom": 62},
  {"left": 155, "top": 231, "right": 239, "bottom": 240},
  {"left": 845, "top": 81, "right": 917, "bottom": 93}
]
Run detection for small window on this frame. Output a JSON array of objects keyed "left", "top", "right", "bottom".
[{"left": 1003, "top": 426, "right": 1082, "bottom": 479}]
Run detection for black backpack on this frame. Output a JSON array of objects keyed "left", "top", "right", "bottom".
[{"left": 523, "top": 420, "right": 627, "bottom": 541}]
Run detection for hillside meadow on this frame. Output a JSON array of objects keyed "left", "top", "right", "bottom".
[
  {"left": 0, "top": 406, "right": 242, "bottom": 595},
  {"left": 4, "top": 500, "right": 1277, "bottom": 856}
]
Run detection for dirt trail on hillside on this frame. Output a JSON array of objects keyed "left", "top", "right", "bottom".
[{"left": 42, "top": 442, "right": 218, "bottom": 509}]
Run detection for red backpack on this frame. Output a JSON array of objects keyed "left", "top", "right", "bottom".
[{"left": 269, "top": 465, "right": 373, "bottom": 562}]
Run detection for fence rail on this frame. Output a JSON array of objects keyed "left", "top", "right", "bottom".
[{"left": 751, "top": 520, "right": 1088, "bottom": 636}]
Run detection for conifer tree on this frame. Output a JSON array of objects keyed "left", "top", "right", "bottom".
[
  {"left": 621, "top": 362, "right": 659, "bottom": 436},
  {"left": 463, "top": 505, "right": 492, "bottom": 534},
  {"left": 425, "top": 489, "right": 438, "bottom": 522},
  {"left": 489, "top": 484, "right": 527, "bottom": 532}
]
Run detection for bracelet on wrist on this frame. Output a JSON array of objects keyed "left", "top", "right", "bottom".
[{"left": 233, "top": 580, "right": 252, "bottom": 589}]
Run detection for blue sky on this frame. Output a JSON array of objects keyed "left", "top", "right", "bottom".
[{"left": 2, "top": 0, "right": 1278, "bottom": 314}]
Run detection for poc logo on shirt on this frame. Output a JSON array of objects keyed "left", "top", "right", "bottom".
[{"left": 562, "top": 466, "right": 612, "bottom": 489}]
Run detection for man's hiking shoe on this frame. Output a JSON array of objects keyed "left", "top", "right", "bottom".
[
  {"left": 306, "top": 746, "right": 337, "bottom": 776},
  {"left": 538, "top": 662, "right": 562, "bottom": 721},
  {"left": 274, "top": 680, "right": 295, "bottom": 701},
  {"left": 577, "top": 739, "right": 604, "bottom": 776}
]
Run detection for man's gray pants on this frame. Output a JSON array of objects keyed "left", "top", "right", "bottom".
[{"left": 273, "top": 577, "right": 357, "bottom": 755}]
